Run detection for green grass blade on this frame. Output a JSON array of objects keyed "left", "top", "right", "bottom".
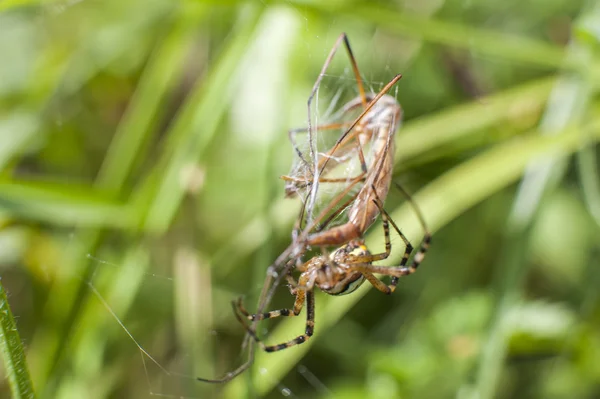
[
  {"left": 96, "top": 6, "right": 200, "bottom": 195},
  {"left": 474, "top": 7, "right": 600, "bottom": 396},
  {"left": 354, "top": 6, "right": 570, "bottom": 70},
  {"left": 0, "top": 112, "right": 39, "bottom": 170},
  {"left": 397, "top": 76, "right": 555, "bottom": 163},
  {"left": 0, "top": 279, "right": 36, "bottom": 399},
  {"left": 292, "top": 3, "right": 570, "bottom": 70},
  {"left": 0, "top": 0, "right": 39, "bottom": 12},
  {"left": 0, "top": 180, "right": 132, "bottom": 228},
  {"left": 577, "top": 145, "right": 600, "bottom": 227}
]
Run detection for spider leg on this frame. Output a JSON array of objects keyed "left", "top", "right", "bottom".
[
  {"left": 237, "top": 288, "right": 305, "bottom": 322},
  {"left": 362, "top": 271, "right": 394, "bottom": 295},
  {"left": 349, "top": 187, "right": 413, "bottom": 265},
  {"left": 230, "top": 298, "right": 261, "bottom": 344},
  {"left": 350, "top": 222, "right": 431, "bottom": 293},
  {"left": 371, "top": 195, "right": 414, "bottom": 266},
  {"left": 234, "top": 274, "right": 316, "bottom": 352},
  {"left": 388, "top": 181, "right": 432, "bottom": 288},
  {"left": 346, "top": 200, "right": 412, "bottom": 294},
  {"left": 263, "top": 290, "right": 315, "bottom": 352},
  {"left": 349, "top": 183, "right": 431, "bottom": 293}
]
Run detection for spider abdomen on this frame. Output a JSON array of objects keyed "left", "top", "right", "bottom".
[{"left": 325, "top": 273, "right": 366, "bottom": 296}]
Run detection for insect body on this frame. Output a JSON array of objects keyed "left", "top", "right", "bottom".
[
  {"left": 281, "top": 33, "right": 403, "bottom": 249},
  {"left": 304, "top": 93, "right": 402, "bottom": 247}
]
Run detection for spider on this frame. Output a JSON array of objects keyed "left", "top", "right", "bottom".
[
  {"left": 234, "top": 184, "right": 431, "bottom": 352},
  {"left": 197, "top": 33, "right": 408, "bottom": 383}
]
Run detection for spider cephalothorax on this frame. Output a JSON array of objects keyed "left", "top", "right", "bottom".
[{"left": 303, "top": 240, "right": 370, "bottom": 296}]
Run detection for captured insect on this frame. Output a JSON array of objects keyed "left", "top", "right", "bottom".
[
  {"left": 282, "top": 33, "right": 403, "bottom": 249},
  {"left": 198, "top": 33, "right": 420, "bottom": 383}
]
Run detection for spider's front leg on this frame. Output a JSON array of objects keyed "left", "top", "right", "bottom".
[
  {"left": 234, "top": 274, "right": 316, "bottom": 352},
  {"left": 348, "top": 186, "right": 431, "bottom": 294}
]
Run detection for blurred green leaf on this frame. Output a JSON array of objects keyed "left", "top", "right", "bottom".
[
  {"left": 140, "top": 4, "right": 264, "bottom": 233},
  {"left": 505, "top": 301, "right": 575, "bottom": 355},
  {"left": 0, "top": 179, "right": 133, "bottom": 228}
]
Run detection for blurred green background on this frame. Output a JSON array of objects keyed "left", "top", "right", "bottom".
[{"left": 1, "top": 0, "right": 600, "bottom": 398}]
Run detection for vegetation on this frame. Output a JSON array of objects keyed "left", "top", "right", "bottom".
[{"left": 1, "top": 0, "right": 599, "bottom": 398}]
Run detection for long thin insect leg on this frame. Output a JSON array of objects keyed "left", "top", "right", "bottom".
[
  {"left": 288, "top": 122, "right": 350, "bottom": 183},
  {"left": 316, "top": 73, "right": 402, "bottom": 185},
  {"left": 315, "top": 190, "right": 361, "bottom": 233},
  {"left": 306, "top": 33, "right": 349, "bottom": 225},
  {"left": 304, "top": 32, "right": 373, "bottom": 224},
  {"left": 283, "top": 175, "right": 366, "bottom": 185},
  {"left": 196, "top": 305, "right": 256, "bottom": 383},
  {"left": 341, "top": 33, "right": 367, "bottom": 107}
]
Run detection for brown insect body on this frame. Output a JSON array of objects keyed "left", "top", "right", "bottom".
[
  {"left": 305, "top": 93, "right": 402, "bottom": 247},
  {"left": 283, "top": 94, "right": 384, "bottom": 198}
]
